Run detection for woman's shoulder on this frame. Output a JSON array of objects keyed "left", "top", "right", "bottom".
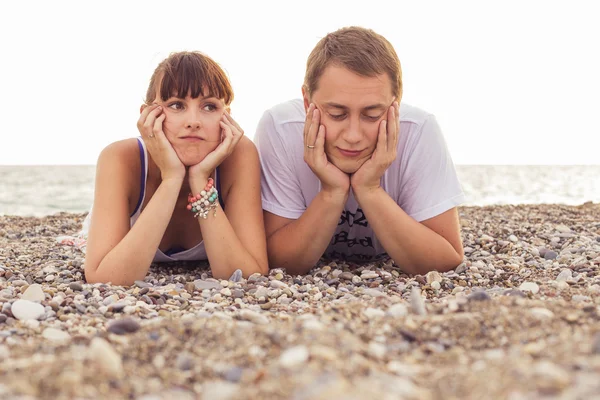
[
  {"left": 96, "top": 138, "right": 143, "bottom": 183},
  {"left": 98, "top": 138, "right": 141, "bottom": 162},
  {"left": 224, "top": 136, "right": 259, "bottom": 168}
]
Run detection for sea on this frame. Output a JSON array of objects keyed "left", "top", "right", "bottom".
[{"left": 1, "top": 165, "right": 599, "bottom": 217}]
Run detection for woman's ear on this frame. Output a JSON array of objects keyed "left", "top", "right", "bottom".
[{"left": 140, "top": 104, "right": 147, "bottom": 114}]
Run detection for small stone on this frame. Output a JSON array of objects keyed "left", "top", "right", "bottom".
[
  {"left": 530, "top": 307, "right": 554, "bottom": 320},
  {"left": 364, "top": 307, "right": 385, "bottom": 319},
  {"left": 591, "top": 333, "right": 600, "bottom": 354},
  {"left": 176, "top": 353, "right": 195, "bottom": 371},
  {"left": 519, "top": 282, "right": 539, "bottom": 294},
  {"left": 223, "top": 366, "right": 244, "bottom": 382},
  {"left": 556, "top": 269, "right": 572, "bottom": 282},
  {"left": 508, "top": 234, "right": 518, "bottom": 242},
  {"left": 455, "top": 263, "right": 467, "bottom": 274},
  {"left": 229, "top": 269, "right": 243, "bottom": 282},
  {"left": 572, "top": 295, "right": 592, "bottom": 303},
  {"left": 555, "top": 224, "right": 571, "bottom": 233},
  {"left": 468, "top": 291, "right": 491, "bottom": 302},
  {"left": 42, "top": 327, "right": 71, "bottom": 342},
  {"left": 21, "top": 284, "right": 45, "bottom": 302},
  {"left": 430, "top": 281, "right": 441, "bottom": 290},
  {"left": 88, "top": 338, "right": 123, "bottom": 378},
  {"left": 239, "top": 309, "right": 269, "bottom": 325},
  {"left": 185, "top": 282, "right": 195, "bottom": 293},
  {"left": 135, "top": 280, "right": 152, "bottom": 288},
  {"left": 270, "top": 280, "right": 288, "bottom": 289},
  {"left": 361, "top": 271, "right": 379, "bottom": 279},
  {"left": 340, "top": 272, "right": 354, "bottom": 280},
  {"left": 410, "top": 287, "right": 427, "bottom": 316},
  {"left": 387, "top": 303, "right": 408, "bottom": 318},
  {"left": 368, "top": 341, "right": 387, "bottom": 359},
  {"left": 544, "top": 251, "right": 558, "bottom": 260},
  {"left": 107, "top": 318, "right": 141, "bottom": 335},
  {"left": 11, "top": 299, "right": 45, "bottom": 321},
  {"left": 504, "top": 289, "right": 526, "bottom": 297},
  {"left": 220, "top": 288, "right": 232, "bottom": 297},
  {"left": 69, "top": 282, "right": 83, "bottom": 291},
  {"left": 279, "top": 345, "right": 309, "bottom": 368},
  {"left": 194, "top": 280, "right": 222, "bottom": 291}
]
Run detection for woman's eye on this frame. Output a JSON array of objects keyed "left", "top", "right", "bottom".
[
  {"left": 168, "top": 102, "right": 184, "bottom": 110},
  {"left": 203, "top": 103, "right": 217, "bottom": 111}
]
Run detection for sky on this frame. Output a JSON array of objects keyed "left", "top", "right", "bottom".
[{"left": 0, "top": 0, "right": 599, "bottom": 165}]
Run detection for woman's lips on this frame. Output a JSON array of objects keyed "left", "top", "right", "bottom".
[
  {"left": 180, "top": 137, "right": 204, "bottom": 142},
  {"left": 337, "top": 148, "right": 363, "bottom": 157}
]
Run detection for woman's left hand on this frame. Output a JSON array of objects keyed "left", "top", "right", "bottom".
[
  {"left": 350, "top": 101, "right": 400, "bottom": 195},
  {"left": 188, "top": 111, "right": 244, "bottom": 192}
]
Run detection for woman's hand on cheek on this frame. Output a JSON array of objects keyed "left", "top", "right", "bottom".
[
  {"left": 188, "top": 112, "right": 244, "bottom": 193},
  {"left": 138, "top": 104, "right": 186, "bottom": 182}
]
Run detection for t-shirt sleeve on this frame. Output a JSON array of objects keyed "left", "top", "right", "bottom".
[
  {"left": 398, "top": 114, "right": 466, "bottom": 222},
  {"left": 254, "top": 111, "right": 307, "bottom": 219}
]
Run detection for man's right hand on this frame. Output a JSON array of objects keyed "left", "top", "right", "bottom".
[
  {"left": 137, "top": 104, "right": 186, "bottom": 182},
  {"left": 303, "top": 103, "right": 350, "bottom": 198}
]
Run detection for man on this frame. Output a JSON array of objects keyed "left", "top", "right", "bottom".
[{"left": 254, "top": 26, "right": 465, "bottom": 275}]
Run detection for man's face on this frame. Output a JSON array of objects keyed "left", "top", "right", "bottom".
[{"left": 304, "top": 65, "right": 395, "bottom": 174}]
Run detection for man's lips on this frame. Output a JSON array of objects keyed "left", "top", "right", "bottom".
[{"left": 337, "top": 148, "right": 363, "bottom": 157}]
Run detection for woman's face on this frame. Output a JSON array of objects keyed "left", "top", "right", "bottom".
[{"left": 154, "top": 90, "right": 225, "bottom": 166}]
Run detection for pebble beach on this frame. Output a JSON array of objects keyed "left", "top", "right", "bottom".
[{"left": 1, "top": 203, "right": 600, "bottom": 399}]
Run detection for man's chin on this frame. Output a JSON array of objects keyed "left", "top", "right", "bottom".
[{"left": 329, "top": 157, "right": 368, "bottom": 174}]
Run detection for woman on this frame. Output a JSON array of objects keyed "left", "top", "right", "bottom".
[{"left": 83, "top": 51, "right": 268, "bottom": 285}]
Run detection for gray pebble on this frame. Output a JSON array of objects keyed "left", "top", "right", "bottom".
[
  {"left": 592, "top": 333, "right": 600, "bottom": 354},
  {"left": 69, "top": 282, "right": 83, "bottom": 291},
  {"left": 229, "top": 269, "right": 243, "bottom": 282},
  {"left": 107, "top": 318, "right": 141, "bottom": 335},
  {"left": 176, "top": 353, "right": 194, "bottom": 371},
  {"left": 223, "top": 366, "right": 244, "bottom": 382},
  {"left": 134, "top": 280, "right": 152, "bottom": 288},
  {"left": 468, "top": 291, "right": 491, "bottom": 302},
  {"left": 544, "top": 250, "right": 558, "bottom": 260}
]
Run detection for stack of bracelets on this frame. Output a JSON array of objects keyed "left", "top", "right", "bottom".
[{"left": 187, "top": 178, "right": 218, "bottom": 219}]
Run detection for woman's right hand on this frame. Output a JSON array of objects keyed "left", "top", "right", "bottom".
[{"left": 137, "top": 104, "right": 185, "bottom": 182}]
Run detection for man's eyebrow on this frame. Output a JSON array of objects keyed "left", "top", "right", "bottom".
[{"left": 323, "top": 102, "right": 387, "bottom": 111}]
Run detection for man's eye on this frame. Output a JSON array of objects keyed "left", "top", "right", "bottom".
[
  {"left": 329, "top": 113, "right": 346, "bottom": 120},
  {"left": 364, "top": 115, "right": 381, "bottom": 121}
]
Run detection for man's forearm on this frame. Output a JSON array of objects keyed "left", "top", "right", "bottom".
[
  {"left": 267, "top": 190, "right": 347, "bottom": 275},
  {"left": 354, "top": 187, "right": 463, "bottom": 275}
]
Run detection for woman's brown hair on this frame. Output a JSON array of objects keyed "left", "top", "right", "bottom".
[{"left": 145, "top": 51, "right": 233, "bottom": 106}]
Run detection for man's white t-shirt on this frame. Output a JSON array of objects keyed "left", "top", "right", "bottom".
[{"left": 254, "top": 99, "right": 466, "bottom": 262}]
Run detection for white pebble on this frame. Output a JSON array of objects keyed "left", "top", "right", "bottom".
[
  {"left": 42, "top": 328, "right": 71, "bottom": 342},
  {"left": 21, "top": 284, "right": 45, "bottom": 302},
  {"left": 11, "top": 299, "right": 45, "bottom": 321},
  {"left": 88, "top": 338, "right": 123, "bottom": 378},
  {"left": 519, "top": 282, "right": 539, "bottom": 294},
  {"left": 279, "top": 345, "right": 309, "bottom": 368}
]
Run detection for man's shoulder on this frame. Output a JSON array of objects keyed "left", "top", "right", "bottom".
[
  {"left": 264, "top": 98, "right": 306, "bottom": 126},
  {"left": 399, "top": 103, "right": 435, "bottom": 126}
]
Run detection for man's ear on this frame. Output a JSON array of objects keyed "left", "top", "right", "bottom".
[{"left": 301, "top": 86, "right": 310, "bottom": 112}]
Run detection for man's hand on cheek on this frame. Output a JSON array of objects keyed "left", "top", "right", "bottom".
[{"left": 351, "top": 102, "right": 399, "bottom": 194}]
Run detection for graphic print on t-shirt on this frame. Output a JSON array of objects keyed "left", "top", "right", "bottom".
[{"left": 323, "top": 207, "right": 387, "bottom": 262}]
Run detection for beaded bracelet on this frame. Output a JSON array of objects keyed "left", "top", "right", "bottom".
[{"left": 187, "top": 178, "right": 219, "bottom": 219}]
